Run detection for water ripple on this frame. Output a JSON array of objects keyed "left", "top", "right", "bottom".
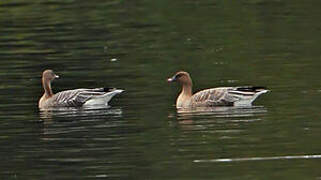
[{"left": 194, "top": 154, "right": 321, "bottom": 163}]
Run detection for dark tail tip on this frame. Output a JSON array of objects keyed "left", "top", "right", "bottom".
[
  {"left": 252, "top": 86, "right": 267, "bottom": 90},
  {"left": 103, "top": 87, "right": 116, "bottom": 92},
  {"left": 237, "top": 86, "right": 268, "bottom": 92}
]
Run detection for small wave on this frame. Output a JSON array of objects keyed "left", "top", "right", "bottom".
[{"left": 194, "top": 154, "right": 321, "bottom": 163}]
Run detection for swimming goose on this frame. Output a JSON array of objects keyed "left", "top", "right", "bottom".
[
  {"left": 168, "top": 71, "right": 268, "bottom": 108},
  {"left": 38, "top": 69, "right": 124, "bottom": 109}
]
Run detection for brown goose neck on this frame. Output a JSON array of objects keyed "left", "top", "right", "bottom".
[
  {"left": 181, "top": 83, "right": 192, "bottom": 97},
  {"left": 42, "top": 77, "right": 53, "bottom": 97}
]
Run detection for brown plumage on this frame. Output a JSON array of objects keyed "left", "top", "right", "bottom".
[
  {"left": 38, "top": 69, "right": 124, "bottom": 109},
  {"left": 168, "top": 71, "right": 269, "bottom": 108}
]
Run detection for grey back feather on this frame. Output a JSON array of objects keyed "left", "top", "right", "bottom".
[
  {"left": 50, "top": 88, "right": 107, "bottom": 107},
  {"left": 191, "top": 87, "right": 259, "bottom": 106}
]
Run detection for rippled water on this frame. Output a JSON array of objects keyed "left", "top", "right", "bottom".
[{"left": 1, "top": 0, "right": 321, "bottom": 179}]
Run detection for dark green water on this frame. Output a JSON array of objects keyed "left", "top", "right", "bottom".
[{"left": 0, "top": 0, "right": 320, "bottom": 179}]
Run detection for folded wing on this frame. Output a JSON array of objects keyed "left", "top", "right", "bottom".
[
  {"left": 51, "top": 88, "right": 117, "bottom": 107},
  {"left": 191, "top": 86, "right": 268, "bottom": 106}
]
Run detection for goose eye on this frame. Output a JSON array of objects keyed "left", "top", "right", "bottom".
[{"left": 175, "top": 74, "right": 183, "bottom": 78}]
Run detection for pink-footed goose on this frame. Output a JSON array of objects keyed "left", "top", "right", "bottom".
[
  {"left": 168, "top": 71, "right": 269, "bottom": 108},
  {"left": 38, "top": 69, "right": 124, "bottom": 109}
]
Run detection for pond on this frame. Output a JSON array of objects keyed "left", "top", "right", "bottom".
[{"left": 0, "top": 0, "right": 320, "bottom": 179}]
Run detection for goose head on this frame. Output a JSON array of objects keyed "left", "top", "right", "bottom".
[
  {"left": 42, "top": 69, "right": 59, "bottom": 82},
  {"left": 167, "top": 71, "right": 192, "bottom": 85}
]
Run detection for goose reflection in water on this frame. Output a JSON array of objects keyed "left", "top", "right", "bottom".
[
  {"left": 169, "top": 106, "right": 268, "bottom": 131},
  {"left": 39, "top": 106, "right": 123, "bottom": 138},
  {"left": 176, "top": 106, "right": 268, "bottom": 119},
  {"left": 39, "top": 106, "right": 123, "bottom": 121}
]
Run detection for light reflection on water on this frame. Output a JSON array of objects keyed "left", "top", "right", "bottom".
[
  {"left": 176, "top": 106, "right": 267, "bottom": 119},
  {"left": 39, "top": 107, "right": 124, "bottom": 137},
  {"left": 194, "top": 154, "right": 321, "bottom": 163},
  {"left": 169, "top": 106, "right": 267, "bottom": 133},
  {"left": 39, "top": 106, "right": 122, "bottom": 120}
]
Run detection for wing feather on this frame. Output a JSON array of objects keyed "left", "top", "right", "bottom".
[
  {"left": 191, "top": 87, "right": 251, "bottom": 106},
  {"left": 190, "top": 86, "right": 268, "bottom": 107},
  {"left": 51, "top": 88, "right": 107, "bottom": 107}
]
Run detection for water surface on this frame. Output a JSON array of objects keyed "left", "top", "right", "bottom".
[{"left": 0, "top": 0, "right": 321, "bottom": 179}]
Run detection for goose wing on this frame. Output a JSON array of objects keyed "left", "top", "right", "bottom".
[
  {"left": 191, "top": 87, "right": 237, "bottom": 106},
  {"left": 51, "top": 88, "right": 109, "bottom": 107},
  {"left": 191, "top": 86, "right": 267, "bottom": 106}
]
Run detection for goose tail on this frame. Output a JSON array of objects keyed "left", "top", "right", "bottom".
[
  {"left": 232, "top": 87, "right": 269, "bottom": 106},
  {"left": 84, "top": 89, "right": 124, "bottom": 106}
]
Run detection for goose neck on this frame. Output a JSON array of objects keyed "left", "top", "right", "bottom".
[{"left": 42, "top": 77, "right": 53, "bottom": 97}]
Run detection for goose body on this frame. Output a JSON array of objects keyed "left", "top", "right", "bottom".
[
  {"left": 38, "top": 70, "right": 123, "bottom": 109},
  {"left": 168, "top": 71, "right": 268, "bottom": 108}
]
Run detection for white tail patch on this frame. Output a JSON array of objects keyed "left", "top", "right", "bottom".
[
  {"left": 234, "top": 90, "right": 269, "bottom": 106},
  {"left": 83, "top": 89, "right": 124, "bottom": 106}
]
